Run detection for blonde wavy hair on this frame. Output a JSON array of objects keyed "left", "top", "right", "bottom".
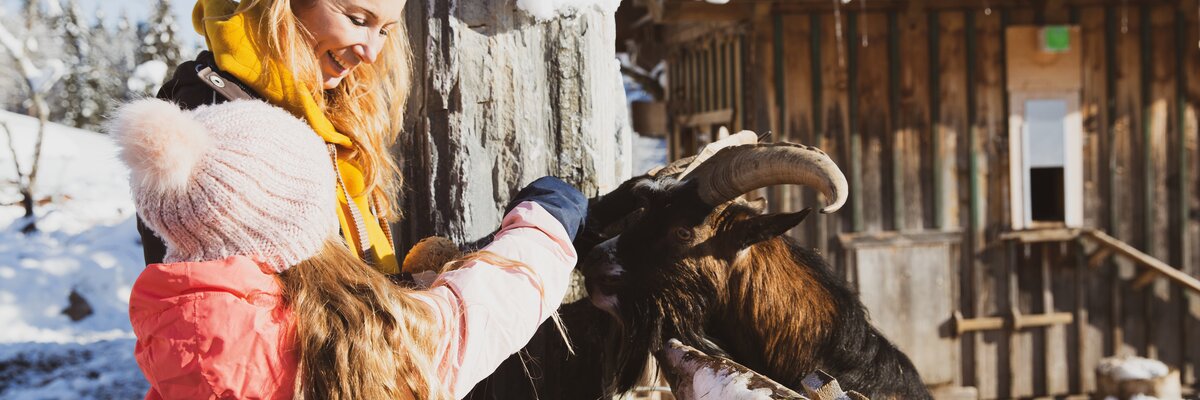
[
  {"left": 279, "top": 239, "right": 565, "bottom": 399},
  {"left": 227, "top": 0, "right": 410, "bottom": 219},
  {"left": 280, "top": 240, "right": 447, "bottom": 399}
]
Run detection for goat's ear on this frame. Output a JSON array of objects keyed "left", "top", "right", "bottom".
[
  {"left": 744, "top": 197, "right": 767, "bottom": 213},
  {"left": 722, "top": 208, "right": 812, "bottom": 249}
]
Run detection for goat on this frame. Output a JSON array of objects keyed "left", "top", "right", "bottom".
[{"left": 580, "top": 142, "right": 932, "bottom": 400}]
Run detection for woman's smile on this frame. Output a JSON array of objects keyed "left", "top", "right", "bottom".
[
  {"left": 327, "top": 50, "right": 353, "bottom": 76},
  {"left": 294, "top": 0, "right": 403, "bottom": 89}
]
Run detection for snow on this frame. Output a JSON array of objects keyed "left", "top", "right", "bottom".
[
  {"left": 0, "top": 110, "right": 149, "bottom": 398},
  {"left": 1097, "top": 355, "right": 1171, "bottom": 381},
  {"left": 516, "top": 0, "right": 621, "bottom": 20},
  {"left": 632, "top": 134, "right": 666, "bottom": 175},
  {"left": 126, "top": 60, "right": 168, "bottom": 96}
]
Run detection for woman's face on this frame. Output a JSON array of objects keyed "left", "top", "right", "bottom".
[{"left": 293, "top": 0, "right": 403, "bottom": 89}]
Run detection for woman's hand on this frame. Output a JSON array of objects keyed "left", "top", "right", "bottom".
[{"left": 504, "top": 176, "right": 587, "bottom": 242}]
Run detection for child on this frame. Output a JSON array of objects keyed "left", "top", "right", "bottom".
[{"left": 110, "top": 98, "right": 585, "bottom": 399}]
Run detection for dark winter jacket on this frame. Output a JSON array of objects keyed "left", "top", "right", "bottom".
[{"left": 136, "top": 51, "right": 260, "bottom": 265}]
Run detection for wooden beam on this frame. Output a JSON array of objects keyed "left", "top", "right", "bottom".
[
  {"left": 1132, "top": 269, "right": 1159, "bottom": 290},
  {"left": 837, "top": 230, "right": 963, "bottom": 249},
  {"left": 1087, "top": 246, "right": 1115, "bottom": 269},
  {"left": 677, "top": 108, "right": 734, "bottom": 127},
  {"left": 997, "top": 228, "right": 1082, "bottom": 243},
  {"left": 767, "top": 0, "right": 1178, "bottom": 14},
  {"left": 1083, "top": 229, "right": 1200, "bottom": 295}
]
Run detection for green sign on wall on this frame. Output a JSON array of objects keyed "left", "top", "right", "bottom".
[{"left": 1041, "top": 26, "right": 1071, "bottom": 53}]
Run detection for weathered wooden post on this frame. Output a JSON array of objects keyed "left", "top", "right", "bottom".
[{"left": 397, "top": 0, "right": 631, "bottom": 250}]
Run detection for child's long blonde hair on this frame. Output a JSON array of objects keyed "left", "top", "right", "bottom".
[
  {"left": 279, "top": 239, "right": 562, "bottom": 399},
  {"left": 280, "top": 240, "right": 447, "bottom": 400},
  {"left": 225, "top": 0, "right": 410, "bottom": 219}
]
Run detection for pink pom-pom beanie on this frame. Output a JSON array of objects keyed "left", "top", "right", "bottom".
[{"left": 108, "top": 98, "right": 338, "bottom": 272}]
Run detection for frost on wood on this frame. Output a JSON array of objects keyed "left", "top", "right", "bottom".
[
  {"left": 399, "top": 0, "right": 631, "bottom": 248},
  {"left": 516, "top": 0, "right": 622, "bottom": 21}
]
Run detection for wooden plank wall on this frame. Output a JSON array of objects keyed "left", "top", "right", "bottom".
[
  {"left": 714, "top": 1, "right": 1200, "bottom": 397},
  {"left": 1184, "top": 0, "right": 1200, "bottom": 387}
]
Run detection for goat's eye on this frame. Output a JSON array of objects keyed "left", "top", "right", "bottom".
[{"left": 673, "top": 227, "right": 693, "bottom": 242}]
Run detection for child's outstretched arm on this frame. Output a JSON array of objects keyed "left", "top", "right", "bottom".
[{"left": 413, "top": 177, "right": 586, "bottom": 398}]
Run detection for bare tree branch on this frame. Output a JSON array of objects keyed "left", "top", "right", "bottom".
[
  {"left": 1, "top": 17, "right": 58, "bottom": 225},
  {"left": 1, "top": 122, "right": 24, "bottom": 184}
]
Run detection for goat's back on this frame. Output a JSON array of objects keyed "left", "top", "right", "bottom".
[{"left": 784, "top": 240, "right": 933, "bottom": 400}]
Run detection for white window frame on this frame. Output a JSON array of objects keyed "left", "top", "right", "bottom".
[{"left": 1007, "top": 90, "right": 1084, "bottom": 230}]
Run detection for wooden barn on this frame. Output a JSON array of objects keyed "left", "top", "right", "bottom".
[{"left": 617, "top": 0, "right": 1200, "bottom": 398}]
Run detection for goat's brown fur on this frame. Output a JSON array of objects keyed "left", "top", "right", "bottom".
[{"left": 588, "top": 185, "right": 931, "bottom": 399}]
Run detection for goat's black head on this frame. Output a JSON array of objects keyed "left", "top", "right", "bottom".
[{"left": 579, "top": 142, "right": 848, "bottom": 393}]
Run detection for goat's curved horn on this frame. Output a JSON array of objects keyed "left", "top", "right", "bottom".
[
  {"left": 650, "top": 155, "right": 696, "bottom": 177},
  {"left": 686, "top": 143, "right": 848, "bottom": 214}
]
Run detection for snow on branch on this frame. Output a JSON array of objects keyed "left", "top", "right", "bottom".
[{"left": 0, "top": 22, "right": 64, "bottom": 94}]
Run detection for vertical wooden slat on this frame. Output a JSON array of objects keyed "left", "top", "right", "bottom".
[
  {"left": 1180, "top": 0, "right": 1200, "bottom": 387},
  {"left": 1047, "top": 243, "right": 1073, "bottom": 396},
  {"left": 1072, "top": 239, "right": 1090, "bottom": 395},
  {"left": 820, "top": 10, "right": 852, "bottom": 266},
  {"left": 716, "top": 40, "right": 724, "bottom": 113},
  {"left": 971, "top": 8, "right": 1007, "bottom": 399},
  {"left": 1108, "top": 1, "right": 1147, "bottom": 358},
  {"left": 1173, "top": 2, "right": 1195, "bottom": 387},
  {"left": 668, "top": 54, "right": 679, "bottom": 161},
  {"left": 1009, "top": 6, "right": 1038, "bottom": 399},
  {"left": 770, "top": 14, "right": 787, "bottom": 219},
  {"left": 1013, "top": 243, "right": 1042, "bottom": 399},
  {"left": 705, "top": 38, "right": 715, "bottom": 112},
  {"left": 895, "top": 9, "right": 929, "bottom": 233},
  {"left": 856, "top": 11, "right": 889, "bottom": 233},
  {"left": 781, "top": 13, "right": 816, "bottom": 243},
  {"left": 927, "top": 9, "right": 941, "bottom": 231},
  {"left": 703, "top": 44, "right": 710, "bottom": 112},
  {"left": 691, "top": 48, "right": 700, "bottom": 112},
  {"left": 810, "top": 13, "right": 829, "bottom": 257},
  {"left": 963, "top": 8, "right": 979, "bottom": 391},
  {"left": 1144, "top": 3, "right": 1183, "bottom": 368},
  {"left": 1043, "top": 0, "right": 1071, "bottom": 24},
  {"left": 693, "top": 47, "right": 702, "bottom": 114},
  {"left": 1078, "top": 5, "right": 1109, "bottom": 394},
  {"left": 729, "top": 34, "right": 739, "bottom": 130},
  {"left": 938, "top": 11, "right": 967, "bottom": 232},
  {"left": 749, "top": 4, "right": 778, "bottom": 137},
  {"left": 847, "top": 12, "right": 864, "bottom": 233}
]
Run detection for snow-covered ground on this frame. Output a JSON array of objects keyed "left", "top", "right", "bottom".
[
  {"left": 0, "top": 110, "right": 148, "bottom": 399},
  {"left": 632, "top": 133, "right": 667, "bottom": 176}
]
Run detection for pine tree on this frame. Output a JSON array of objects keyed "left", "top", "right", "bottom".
[
  {"left": 56, "top": 0, "right": 104, "bottom": 129},
  {"left": 136, "top": 0, "right": 182, "bottom": 68}
]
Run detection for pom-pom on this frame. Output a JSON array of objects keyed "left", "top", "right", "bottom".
[
  {"left": 107, "top": 99, "right": 211, "bottom": 196},
  {"left": 402, "top": 236, "right": 462, "bottom": 274}
]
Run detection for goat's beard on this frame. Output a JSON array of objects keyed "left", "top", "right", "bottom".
[{"left": 602, "top": 267, "right": 725, "bottom": 395}]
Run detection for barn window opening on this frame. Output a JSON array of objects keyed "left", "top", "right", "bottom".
[
  {"left": 1008, "top": 93, "right": 1083, "bottom": 230},
  {"left": 1024, "top": 99, "right": 1068, "bottom": 223}
]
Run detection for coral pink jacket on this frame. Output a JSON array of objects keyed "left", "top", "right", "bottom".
[{"left": 129, "top": 202, "right": 577, "bottom": 399}]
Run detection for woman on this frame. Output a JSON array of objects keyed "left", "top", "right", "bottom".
[{"left": 143, "top": 0, "right": 412, "bottom": 273}]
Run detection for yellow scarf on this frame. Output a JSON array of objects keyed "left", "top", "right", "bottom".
[{"left": 192, "top": 0, "right": 399, "bottom": 273}]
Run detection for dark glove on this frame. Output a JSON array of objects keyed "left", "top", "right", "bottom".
[{"left": 505, "top": 176, "right": 587, "bottom": 242}]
